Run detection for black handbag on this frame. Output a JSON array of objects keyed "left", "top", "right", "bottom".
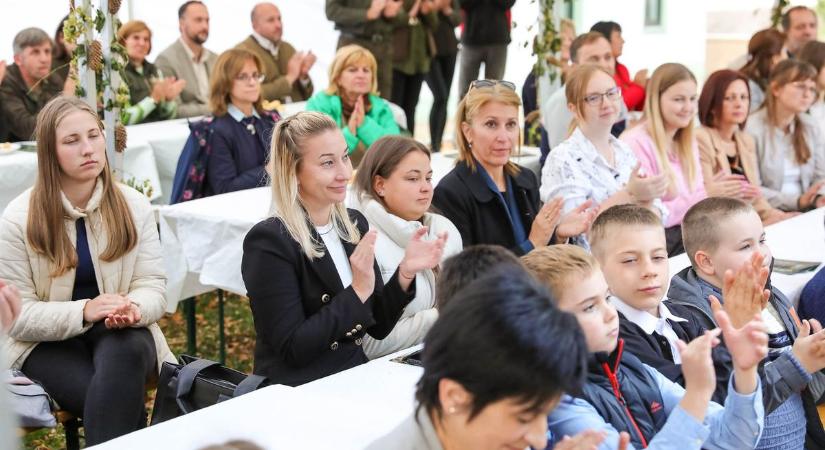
[{"left": 150, "top": 355, "right": 269, "bottom": 425}]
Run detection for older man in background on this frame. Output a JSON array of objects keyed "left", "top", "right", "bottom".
[
  {"left": 0, "top": 28, "right": 73, "bottom": 142},
  {"left": 236, "top": 2, "right": 315, "bottom": 104}
]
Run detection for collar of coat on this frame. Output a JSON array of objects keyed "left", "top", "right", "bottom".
[
  {"left": 452, "top": 158, "right": 536, "bottom": 203},
  {"left": 61, "top": 177, "right": 104, "bottom": 219}
]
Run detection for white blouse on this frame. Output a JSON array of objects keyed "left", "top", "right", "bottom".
[
  {"left": 316, "top": 223, "right": 353, "bottom": 287},
  {"left": 540, "top": 127, "right": 668, "bottom": 219}
]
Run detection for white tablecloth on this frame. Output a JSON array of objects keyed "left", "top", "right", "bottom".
[
  {"left": 91, "top": 347, "right": 423, "bottom": 450},
  {"left": 158, "top": 148, "right": 543, "bottom": 311},
  {"left": 0, "top": 141, "right": 163, "bottom": 214}
]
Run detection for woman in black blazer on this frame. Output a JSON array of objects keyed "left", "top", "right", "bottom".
[
  {"left": 432, "top": 80, "right": 595, "bottom": 256},
  {"left": 242, "top": 112, "right": 445, "bottom": 386}
]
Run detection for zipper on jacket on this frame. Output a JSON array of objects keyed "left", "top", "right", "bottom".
[{"left": 600, "top": 348, "right": 650, "bottom": 448}]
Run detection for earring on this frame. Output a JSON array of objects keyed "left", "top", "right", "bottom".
[{"left": 378, "top": 191, "right": 385, "bottom": 196}]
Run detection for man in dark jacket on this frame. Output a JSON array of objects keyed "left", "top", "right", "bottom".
[
  {"left": 456, "top": 0, "right": 515, "bottom": 99},
  {"left": 0, "top": 28, "right": 71, "bottom": 142},
  {"left": 326, "top": 0, "right": 406, "bottom": 99}
]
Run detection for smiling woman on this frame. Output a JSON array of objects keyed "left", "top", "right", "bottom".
[
  {"left": 241, "top": 111, "right": 445, "bottom": 386},
  {"left": 118, "top": 20, "right": 183, "bottom": 125},
  {"left": 0, "top": 96, "right": 175, "bottom": 446},
  {"left": 306, "top": 45, "right": 400, "bottom": 167}
]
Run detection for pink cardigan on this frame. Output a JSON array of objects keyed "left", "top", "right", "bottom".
[{"left": 621, "top": 124, "right": 707, "bottom": 227}]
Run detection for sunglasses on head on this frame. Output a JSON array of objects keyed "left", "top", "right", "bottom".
[{"left": 469, "top": 79, "right": 516, "bottom": 91}]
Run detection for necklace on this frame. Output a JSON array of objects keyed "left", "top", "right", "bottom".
[{"left": 316, "top": 222, "right": 334, "bottom": 236}]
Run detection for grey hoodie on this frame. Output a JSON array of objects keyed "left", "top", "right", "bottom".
[{"left": 668, "top": 267, "right": 825, "bottom": 448}]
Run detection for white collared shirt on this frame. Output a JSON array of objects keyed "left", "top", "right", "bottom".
[
  {"left": 612, "top": 296, "right": 687, "bottom": 363},
  {"left": 227, "top": 103, "right": 260, "bottom": 122},
  {"left": 540, "top": 127, "right": 668, "bottom": 217},
  {"left": 252, "top": 31, "right": 279, "bottom": 58},
  {"left": 179, "top": 37, "right": 210, "bottom": 99}
]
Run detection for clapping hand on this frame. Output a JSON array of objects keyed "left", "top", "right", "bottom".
[
  {"left": 399, "top": 227, "right": 448, "bottom": 279},
  {"left": 714, "top": 308, "right": 768, "bottom": 375},
  {"left": 792, "top": 318, "right": 825, "bottom": 373},
  {"left": 164, "top": 77, "right": 186, "bottom": 101},
  {"left": 555, "top": 199, "right": 598, "bottom": 242},
  {"left": 300, "top": 51, "right": 316, "bottom": 79},
  {"left": 706, "top": 172, "right": 749, "bottom": 200},
  {"left": 350, "top": 230, "right": 378, "bottom": 303},
  {"left": 553, "top": 430, "right": 630, "bottom": 450},
  {"left": 529, "top": 197, "right": 563, "bottom": 248},
  {"left": 348, "top": 95, "right": 366, "bottom": 135},
  {"left": 676, "top": 329, "right": 720, "bottom": 421},
  {"left": 383, "top": 0, "right": 403, "bottom": 17},
  {"left": 708, "top": 251, "right": 770, "bottom": 329},
  {"left": 367, "top": 0, "right": 388, "bottom": 20},
  {"left": 798, "top": 181, "right": 825, "bottom": 210},
  {"left": 626, "top": 162, "right": 668, "bottom": 204}
]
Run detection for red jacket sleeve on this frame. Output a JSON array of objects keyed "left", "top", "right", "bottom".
[{"left": 615, "top": 62, "right": 646, "bottom": 111}]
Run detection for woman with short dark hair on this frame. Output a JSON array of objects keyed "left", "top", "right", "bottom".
[{"left": 367, "top": 266, "right": 589, "bottom": 449}]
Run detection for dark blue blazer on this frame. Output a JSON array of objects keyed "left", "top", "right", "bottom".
[{"left": 206, "top": 113, "right": 276, "bottom": 195}]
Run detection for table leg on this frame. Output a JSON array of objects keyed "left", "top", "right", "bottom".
[
  {"left": 184, "top": 297, "right": 197, "bottom": 355},
  {"left": 218, "top": 290, "right": 226, "bottom": 365}
]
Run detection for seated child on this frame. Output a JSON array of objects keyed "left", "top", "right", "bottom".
[
  {"left": 435, "top": 245, "right": 524, "bottom": 310},
  {"left": 587, "top": 204, "right": 733, "bottom": 404},
  {"left": 667, "top": 197, "right": 825, "bottom": 449},
  {"left": 522, "top": 244, "right": 767, "bottom": 450}
]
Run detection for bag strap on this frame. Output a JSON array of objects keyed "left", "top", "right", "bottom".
[
  {"left": 232, "top": 374, "right": 268, "bottom": 397},
  {"left": 175, "top": 358, "right": 220, "bottom": 413}
]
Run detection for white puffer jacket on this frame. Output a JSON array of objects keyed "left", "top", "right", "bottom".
[
  {"left": 356, "top": 198, "right": 462, "bottom": 359},
  {"left": 0, "top": 179, "right": 174, "bottom": 371}
]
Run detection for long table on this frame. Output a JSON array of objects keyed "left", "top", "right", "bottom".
[
  {"left": 0, "top": 101, "right": 406, "bottom": 212},
  {"left": 158, "top": 148, "right": 543, "bottom": 312},
  {"left": 91, "top": 347, "right": 424, "bottom": 449}
]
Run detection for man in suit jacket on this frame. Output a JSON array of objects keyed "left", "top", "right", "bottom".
[
  {"left": 236, "top": 3, "right": 315, "bottom": 103},
  {"left": 155, "top": 1, "right": 218, "bottom": 118}
]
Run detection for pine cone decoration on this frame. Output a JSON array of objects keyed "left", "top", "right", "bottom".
[
  {"left": 115, "top": 124, "right": 127, "bottom": 153},
  {"left": 108, "top": 0, "right": 122, "bottom": 14},
  {"left": 88, "top": 40, "right": 103, "bottom": 72}
]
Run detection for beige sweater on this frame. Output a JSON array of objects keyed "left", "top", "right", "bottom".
[{"left": 0, "top": 180, "right": 174, "bottom": 371}]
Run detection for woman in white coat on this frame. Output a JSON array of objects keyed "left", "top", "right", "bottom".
[
  {"left": 0, "top": 96, "right": 174, "bottom": 445},
  {"left": 353, "top": 136, "right": 462, "bottom": 359}
]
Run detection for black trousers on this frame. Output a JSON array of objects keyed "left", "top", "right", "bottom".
[
  {"left": 22, "top": 322, "right": 156, "bottom": 446},
  {"left": 424, "top": 53, "right": 457, "bottom": 152},
  {"left": 391, "top": 70, "right": 426, "bottom": 133}
]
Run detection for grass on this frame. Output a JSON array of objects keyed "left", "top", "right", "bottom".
[{"left": 21, "top": 291, "right": 257, "bottom": 450}]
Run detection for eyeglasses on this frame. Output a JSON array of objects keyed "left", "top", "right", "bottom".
[
  {"left": 790, "top": 81, "right": 818, "bottom": 97},
  {"left": 469, "top": 79, "right": 517, "bottom": 91},
  {"left": 236, "top": 73, "right": 266, "bottom": 84},
  {"left": 583, "top": 87, "right": 622, "bottom": 106}
]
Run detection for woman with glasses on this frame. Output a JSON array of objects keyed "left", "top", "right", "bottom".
[
  {"left": 696, "top": 69, "right": 792, "bottom": 224},
  {"left": 540, "top": 65, "right": 668, "bottom": 248},
  {"left": 432, "top": 79, "right": 596, "bottom": 256},
  {"left": 306, "top": 45, "right": 400, "bottom": 167},
  {"left": 746, "top": 59, "right": 825, "bottom": 212},
  {"left": 206, "top": 48, "right": 280, "bottom": 195}
]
